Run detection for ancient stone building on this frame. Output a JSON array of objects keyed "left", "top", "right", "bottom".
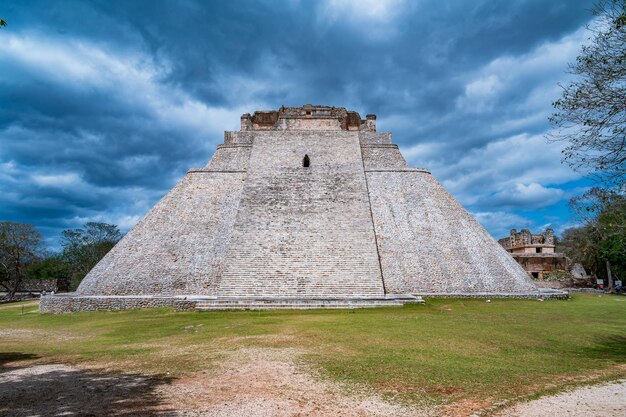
[
  {"left": 498, "top": 228, "right": 567, "bottom": 279},
  {"left": 41, "top": 105, "right": 562, "bottom": 313}
]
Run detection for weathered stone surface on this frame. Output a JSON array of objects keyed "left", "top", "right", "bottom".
[
  {"left": 367, "top": 171, "right": 537, "bottom": 294},
  {"left": 205, "top": 145, "right": 251, "bottom": 171},
  {"left": 218, "top": 131, "right": 384, "bottom": 298},
  {"left": 76, "top": 172, "right": 245, "bottom": 297},
  {"left": 571, "top": 263, "right": 587, "bottom": 278},
  {"left": 42, "top": 105, "right": 553, "bottom": 313},
  {"left": 40, "top": 295, "right": 196, "bottom": 313},
  {"left": 361, "top": 145, "right": 408, "bottom": 171}
]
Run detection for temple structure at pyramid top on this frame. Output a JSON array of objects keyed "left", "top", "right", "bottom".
[
  {"left": 41, "top": 105, "right": 565, "bottom": 313},
  {"left": 240, "top": 104, "right": 378, "bottom": 131}
]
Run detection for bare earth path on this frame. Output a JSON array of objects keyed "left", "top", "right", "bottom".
[
  {"left": 0, "top": 363, "right": 175, "bottom": 416},
  {"left": 0, "top": 348, "right": 429, "bottom": 417},
  {"left": 492, "top": 380, "right": 626, "bottom": 417},
  {"left": 154, "top": 347, "right": 429, "bottom": 417},
  {"left": 1, "top": 349, "right": 624, "bottom": 416}
]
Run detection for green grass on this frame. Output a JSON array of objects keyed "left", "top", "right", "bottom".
[{"left": 1, "top": 294, "right": 625, "bottom": 406}]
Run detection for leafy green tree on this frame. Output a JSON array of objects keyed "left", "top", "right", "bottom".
[
  {"left": 0, "top": 222, "right": 42, "bottom": 300},
  {"left": 28, "top": 255, "right": 67, "bottom": 279},
  {"left": 27, "top": 254, "right": 71, "bottom": 292},
  {"left": 549, "top": 0, "right": 626, "bottom": 188},
  {"left": 0, "top": 19, "right": 6, "bottom": 28},
  {"left": 568, "top": 188, "right": 626, "bottom": 289},
  {"left": 559, "top": 225, "right": 602, "bottom": 279},
  {"left": 61, "top": 222, "right": 121, "bottom": 289}
]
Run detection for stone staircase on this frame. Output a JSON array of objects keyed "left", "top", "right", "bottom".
[
  {"left": 216, "top": 133, "right": 388, "bottom": 301},
  {"left": 192, "top": 295, "right": 424, "bottom": 311}
]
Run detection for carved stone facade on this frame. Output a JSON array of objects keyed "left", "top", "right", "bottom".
[
  {"left": 42, "top": 105, "right": 562, "bottom": 313},
  {"left": 498, "top": 228, "right": 567, "bottom": 278}
]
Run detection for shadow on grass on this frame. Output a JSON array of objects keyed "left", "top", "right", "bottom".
[
  {"left": 579, "top": 335, "right": 626, "bottom": 360},
  {"left": 0, "top": 361, "right": 175, "bottom": 416},
  {"left": 0, "top": 352, "right": 39, "bottom": 366}
]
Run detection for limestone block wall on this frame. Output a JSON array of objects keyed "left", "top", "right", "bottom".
[
  {"left": 218, "top": 131, "right": 385, "bottom": 298},
  {"left": 224, "top": 131, "right": 254, "bottom": 145},
  {"left": 359, "top": 132, "right": 391, "bottom": 145},
  {"left": 206, "top": 145, "right": 252, "bottom": 171},
  {"left": 359, "top": 132, "right": 411, "bottom": 172},
  {"left": 275, "top": 117, "right": 342, "bottom": 131},
  {"left": 40, "top": 295, "right": 195, "bottom": 313},
  {"left": 366, "top": 171, "right": 536, "bottom": 294},
  {"left": 76, "top": 172, "right": 246, "bottom": 296},
  {"left": 361, "top": 145, "right": 408, "bottom": 170}
]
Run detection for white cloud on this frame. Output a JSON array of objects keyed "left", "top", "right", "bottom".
[
  {"left": 455, "top": 25, "right": 588, "bottom": 117},
  {"left": 421, "top": 133, "right": 580, "bottom": 209},
  {"left": 400, "top": 141, "right": 444, "bottom": 165},
  {"left": 490, "top": 182, "right": 565, "bottom": 209},
  {"left": 206, "top": 52, "right": 294, "bottom": 112},
  {"left": 0, "top": 32, "right": 263, "bottom": 240},
  {"left": 317, "top": 0, "right": 410, "bottom": 39},
  {"left": 69, "top": 213, "right": 142, "bottom": 232},
  {"left": 472, "top": 210, "right": 534, "bottom": 239},
  {"left": 0, "top": 33, "right": 245, "bottom": 144},
  {"left": 456, "top": 75, "right": 502, "bottom": 112},
  {"left": 431, "top": 26, "right": 595, "bottom": 218},
  {"left": 321, "top": 0, "right": 407, "bottom": 23},
  {"left": 31, "top": 173, "right": 83, "bottom": 188}
]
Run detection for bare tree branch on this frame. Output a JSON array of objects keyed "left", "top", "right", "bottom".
[{"left": 548, "top": 0, "right": 626, "bottom": 188}]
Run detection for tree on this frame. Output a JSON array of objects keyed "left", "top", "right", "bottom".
[
  {"left": 548, "top": 0, "right": 626, "bottom": 188},
  {"left": 28, "top": 255, "right": 69, "bottom": 280},
  {"left": 0, "top": 222, "right": 42, "bottom": 300},
  {"left": 61, "top": 222, "right": 121, "bottom": 289},
  {"left": 568, "top": 187, "right": 626, "bottom": 290},
  {"left": 0, "top": 19, "right": 6, "bottom": 28},
  {"left": 559, "top": 225, "right": 602, "bottom": 279}
]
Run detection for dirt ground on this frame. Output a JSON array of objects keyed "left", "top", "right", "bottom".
[
  {"left": 491, "top": 380, "right": 626, "bottom": 417},
  {"left": 0, "top": 348, "right": 429, "bottom": 417},
  {"left": 1, "top": 348, "right": 624, "bottom": 416}
]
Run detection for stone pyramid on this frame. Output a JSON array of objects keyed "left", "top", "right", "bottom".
[{"left": 42, "top": 105, "right": 558, "bottom": 313}]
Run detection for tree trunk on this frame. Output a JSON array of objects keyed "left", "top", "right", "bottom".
[
  {"left": 8, "top": 279, "right": 19, "bottom": 301},
  {"left": 606, "top": 259, "right": 614, "bottom": 292}
]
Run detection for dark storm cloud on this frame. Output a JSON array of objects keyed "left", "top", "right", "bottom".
[{"left": 0, "top": 0, "right": 594, "bottom": 246}]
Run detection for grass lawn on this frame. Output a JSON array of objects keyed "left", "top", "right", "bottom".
[{"left": 1, "top": 294, "right": 625, "bottom": 408}]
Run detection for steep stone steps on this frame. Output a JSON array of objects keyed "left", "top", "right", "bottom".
[{"left": 193, "top": 296, "right": 423, "bottom": 311}]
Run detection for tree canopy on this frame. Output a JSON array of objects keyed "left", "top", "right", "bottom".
[
  {"left": 561, "top": 187, "right": 626, "bottom": 288},
  {"left": 0, "top": 221, "right": 122, "bottom": 300},
  {"left": 0, "top": 222, "right": 42, "bottom": 299},
  {"left": 61, "top": 222, "right": 122, "bottom": 289},
  {"left": 549, "top": 0, "right": 626, "bottom": 188}
]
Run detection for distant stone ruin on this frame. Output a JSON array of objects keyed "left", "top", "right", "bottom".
[
  {"left": 41, "top": 105, "right": 564, "bottom": 313},
  {"left": 498, "top": 228, "right": 567, "bottom": 279}
]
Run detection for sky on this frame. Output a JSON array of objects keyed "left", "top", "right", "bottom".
[{"left": 0, "top": 0, "right": 597, "bottom": 249}]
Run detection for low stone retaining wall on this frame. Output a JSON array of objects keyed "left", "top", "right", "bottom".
[
  {"left": 563, "top": 288, "right": 606, "bottom": 294},
  {"left": 40, "top": 294, "right": 423, "bottom": 313},
  {"left": 40, "top": 294, "right": 196, "bottom": 313},
  {"left": 39, "top": 290, "right": 568, "bottom": 313},
  {"left": 416, "top": 290, "right": 569, "bottom": 300}
]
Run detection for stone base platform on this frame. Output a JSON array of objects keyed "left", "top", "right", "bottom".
[
  {"left": 39, "top": 289, "right": 568, "bottom": 313},
  {"left": 39, "top": 293, "right": 425, "bottom": 313},
  {"left": 417, "top": 288, "right": 569, "bottom": 300},
  {"left": 192, "top": 295, "right": 424, "bottom": 311}
]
